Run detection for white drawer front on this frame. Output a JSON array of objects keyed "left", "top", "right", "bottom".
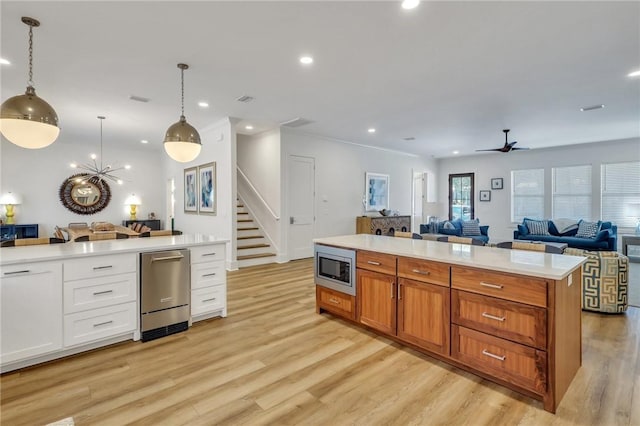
[
  {"left": 64, "top": 302, "right": 136, "bottom": 347},
  {"left": 191, "top": 261, "right": 226, "bottom": 290},
  {"left": 64, "top": 254, "right": 136, "bottom": 282},
  {"left": 191, "top": 286, "right": 225, "bottom": 316},
  {"left": 64, "top": 273, "right": 137, "bottom": 314},
  {"left": 190, "top": 244, "right": 225, "bottom": 264}
]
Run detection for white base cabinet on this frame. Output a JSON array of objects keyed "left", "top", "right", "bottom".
[
  {"left": 0, "top": 261, "right": 63, "bottom": 365},
  {"left": 191, "top": 243, "right": 227, "bottom": 321}
]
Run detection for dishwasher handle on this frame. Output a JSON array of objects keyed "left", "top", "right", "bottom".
[{"left": 150, "top": 254, "right": 185, "bottom": 262}]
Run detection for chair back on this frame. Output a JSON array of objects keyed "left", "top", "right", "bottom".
[
  {"left": 2, "top": 237, "right": 65, "bottom": 247},
  {"left": 139, "top": 230, "right": 182, "bottom": 237},
  {"left": 74, "top": 232, "right": 129, "bottom": 242},
  {"left": 394, "top": 231, "right": 412, "bottom": 238},
  {"left": 437, "top": 236, "right": 485, "bottom": 246},
  {"left": 68, "top": 222, "right": 88, "bottom": 228}
]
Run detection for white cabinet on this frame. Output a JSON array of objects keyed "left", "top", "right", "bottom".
[
  {"left": 191, "top": 243, "right": 227, "bottom": 321},
  {"left": 63, "top": 254, "right": 137, "bottom": 347},
  {"left": 1, "top": 261, "right": 63, "bottom": 366}
]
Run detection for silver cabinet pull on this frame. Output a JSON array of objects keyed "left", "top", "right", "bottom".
[
  {"left": 480, "top": 282, "right": 503, "bottom": 289},
  {"left": 93, "top": 265, "right": 113, "bottom": 270},
  {"left": 328, "top": 297, "right": 340, "bottom": 304},
  {"left": 202, "top": 252, "right": 217, "bottom": 257},
  {"left": 202, "top": 297, "right": 217, "bottom": 303},
  {"left": 482, "top": 312, "right": 506, "bottom": 322},
  {"left": 398, "top": 285, "right": 402, "bottom": 300},
  {"left": 4, "top": 270, "right": 30, "bottom": 275},
  {"left": 390, "top": 282, "right": 395, "bottom": 299},
  {"left": 202, "top": 272, "right": 217, "bottom": 277},
  {"left": 93, "top": 290, "right": 114, "bottom": 296},
  {"left": 93, "top": 320, "right": 113, "bottom": 328},
  {"left": 482, "top": 349, "right": 506, "bottom": 361},
  {"left": 367, "top": 260, "right": 381, "bottom": 266},
  {"left": 411, "top": 269, "right": 430, "bottom": 275},
  {"left": 161, "top": 297, "right": 173, "bottom": 303},
  {"left": 151, "top": 255, "right": 184, "bottom": 262}
]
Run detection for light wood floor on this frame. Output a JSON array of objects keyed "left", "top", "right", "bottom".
[{"left": 1, "top": 259, "right": 639, "bottom": 426}]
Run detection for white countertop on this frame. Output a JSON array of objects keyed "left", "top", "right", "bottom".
[
  {"left": 0, "top": 234, "right": 229, "bottom": 266},
  {"left": 314, "top": 234, "right": 585, "bottom": 280}
]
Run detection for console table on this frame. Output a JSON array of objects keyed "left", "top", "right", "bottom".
[
  {"left": 123, "top": 219, "right": 161, "bottom": 231},
  {"left": 356, "top": 215, "right": 411, "bottom": 236}
]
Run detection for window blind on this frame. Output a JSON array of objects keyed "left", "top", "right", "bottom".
[
  {"left": 511, "top": 168, "right": 544, "bottom": 222},
  {"left": 601, "top": 161, "right": 640, "bottom": 228},
  {"left": 552, "top": 165, "right": 592, "bottom": 220}
]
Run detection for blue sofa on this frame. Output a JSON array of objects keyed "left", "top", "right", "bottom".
[
  {"left": 420, "top": 219, "right": 489, "bottom": 244},
  {"left": 513, "top": 219, "right": 617, "bottom": 251}
]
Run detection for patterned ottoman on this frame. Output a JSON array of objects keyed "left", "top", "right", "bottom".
[{"left": 564, "top": 248, "right": 629, "bottom": 313}]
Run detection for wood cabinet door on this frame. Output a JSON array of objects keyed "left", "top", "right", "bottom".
[
  {"left": 357, "top": 269, "right": 396, "bottom": 335},
  {"left": 397, "top": 278, "right": 450, "bottom": 355}
]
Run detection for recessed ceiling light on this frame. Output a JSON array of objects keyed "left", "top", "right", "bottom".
[
  {"left": 453, "top": 150, "right": 459, "bottom": 155},
  {"left": 300, "top": 56, "right": 313, "bottom": 65},
  {"left": 368, "top": 128, "right": 376, "bottom": 133},
  {"left": 245, "top": 125, "right": 254, "bottom": 130},
  {"left": 124, "top": 164, "right": 131, "bottom": 170},
  {"left": 198, "top": 101, "right": 209, "bottom": 108},
  {"left": 580, "top": 104, "right": 605, "bottom": 111},
  {"left": 0, "top": 58, "right": 10, "bottom": 65},
  {"left": 140, "top": 139, "right": 149, "bottom": 144},
  {"left": 401, "top": 0, "right": 420, "bottom": 10},
  {"left": 628, "top": 70, "right": 640, "bottom": 77}
]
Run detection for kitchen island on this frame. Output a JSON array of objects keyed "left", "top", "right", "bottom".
[
  {"left": 0, "top": 234, "right": 228, "bottom": 372},
  {"left": 314, "top": 234, "right": 585, "bottom": 413}
]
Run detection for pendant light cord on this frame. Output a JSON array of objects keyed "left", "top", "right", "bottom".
[
  {"left": 180, "top": 67, "right": 185, "bottom": 117},
  {"left": 27, "top": 23, "right": 34, "bottom": 86}
]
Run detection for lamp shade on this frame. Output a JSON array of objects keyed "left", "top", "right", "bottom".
[
  {"left": 163, "top": 116, "right": 202, "bottom": 163},
  {"left": 0, "top": 86, "right": 60, "bottom": 149},
  {"left": 124, "top": 194, "right": 142, "bottom": 206},
  {"left": 0, "top": 192, "right": 21, "bottom": 205}
]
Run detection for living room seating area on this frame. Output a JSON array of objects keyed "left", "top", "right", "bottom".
[
  {"left": 419, "top": 218, "right": 489, "bottom": 244},
  {"left": 513, "top": 218, "right": 617, "bottom": 251}
]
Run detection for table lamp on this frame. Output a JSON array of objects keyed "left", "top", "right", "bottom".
[
  {"left": 124, "top": 194, "right": 142, "bottom": 220},
  {"left": 0, "top": 192, "right": 21, "bottom": 224}
]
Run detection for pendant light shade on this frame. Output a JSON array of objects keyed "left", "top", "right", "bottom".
[
  {"left": 0, "top": 17, "right": 59, "bottom": 149},
  {"left": 163, "top": 63, "right": 201, "bottom": 163}
]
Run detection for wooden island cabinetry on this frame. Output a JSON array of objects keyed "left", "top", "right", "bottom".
[{"left": 314, "top": 234, "right": 585, "bottom": 414}]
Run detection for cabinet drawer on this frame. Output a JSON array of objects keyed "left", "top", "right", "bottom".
[
  {"left": 191, "top": 244, "right": 225, "bottom": 264},
  {"left": 451, "top": 266, "right": 547, "bottom": 308},
  {"left": 356, "top": 250, "right": 396, "bottom": 275},
  {"left": 191, "top": 286, "right": 226, "bottom": 316},
  {"left": 64, "top": 302, "right": 136, "bottom": 347},
  {"left": 398, "top": 257, "right": 450, "bottom": 287},
  {"left": 64, "top": 254, "right": 136, "bottom": 282},
  {"left": 316, "top": 286, "right": 356, "bottom": 321},
  {"left": 64, "top": 273, "right": 137, "bottom": 314},
  {"left": 191, "top": 261, "right": 226, "bottom": 290},
  {"left": 452, "top": 325, "right": 546, "bottom": 394},
  {"left": 452, "top": 290, "right": 546, "bottom": 349}
]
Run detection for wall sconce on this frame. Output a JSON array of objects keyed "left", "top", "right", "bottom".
[
  {"left": 0, "top": 192, "right": 22, "bottom": 224},
  {"left": 124, "top": 194, "right": 142, "bottom": 220}
]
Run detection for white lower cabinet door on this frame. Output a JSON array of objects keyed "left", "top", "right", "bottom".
[
  {"left": 64, "top": 302, "right": 136, "bottom": 347},
  {"left": 1, "top": 262, "right": 63, "bottom": 365},
  {"left": 191, "top": 285, "right": 225, "bottom": 316}
]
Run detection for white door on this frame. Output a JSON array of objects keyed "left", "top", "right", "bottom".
[
  {"left": 288, "top": 155, "right": 315, "bottom": 260},
  {"left": 412, "top": 171, "right": 424, "bottom": 232}
]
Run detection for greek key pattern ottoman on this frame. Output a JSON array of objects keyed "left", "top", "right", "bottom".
[{"left": 564, "top": 248, "right": 628, "bottom": 313}]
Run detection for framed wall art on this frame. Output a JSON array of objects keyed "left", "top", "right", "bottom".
[
  {"left": 365, "top": 172, "right": 389, "bottom": 212},
  {"left": 184, "top": 167, "right": 198, "bottom": 213},
  {"left": 198, "top": 162, "right": 216, "bottom": 215},
  {"left": 479, "top": 190, "right": 491, "bottom": 202},
  {"left": 491, "top": 177, "right": 503, "bottom": 190}
]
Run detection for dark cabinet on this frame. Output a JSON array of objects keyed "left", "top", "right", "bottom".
[
  {"left": 122, "top": 220, "right": 161, "bottom": 231},
  {"left": 0, "top": 224, "right": 39, "bottom": 241}
]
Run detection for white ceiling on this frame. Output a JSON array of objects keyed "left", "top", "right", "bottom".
[{"left": 1, "top": 1, "right": 639, "bottom": 158}]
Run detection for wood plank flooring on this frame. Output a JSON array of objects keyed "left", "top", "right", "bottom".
[{"left": 1, "top": 258, "right": 638, "bottom": 425}]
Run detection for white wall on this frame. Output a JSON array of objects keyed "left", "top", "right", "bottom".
[
  {"left": 280, "top": 128, "right": 438, "bottom": 253},
  {"left": 0, "top": 137, "right": 164, "bottom": 238},
  {"left": 437, "top": 137, "right": 640, "bottom": 242}
]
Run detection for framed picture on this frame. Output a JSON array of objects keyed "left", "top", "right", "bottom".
[
  {"left": 198, "top": 162, "right": 216, "bottom": 215},
  {"left": 491, "top": 177, "right": 503, "bottom": 190},
  {"left": 184, "top": 167, "right": 197, "bottom": 213},
  {"left": 365, "top": 172, "right": 389, "bottom": 212},
  {"left": 479, "top": 190, "right": 491, "bottom": 202}
]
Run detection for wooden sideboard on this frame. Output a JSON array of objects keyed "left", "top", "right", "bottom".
[{"left": 356, "top": 215, "right": 411, "bottom": 235}]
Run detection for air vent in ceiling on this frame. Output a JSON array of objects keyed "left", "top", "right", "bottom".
[
  {"left": 280, "top": 117, "right": 314, "bottom": 128},
  {"left": 403, "top": 137, "right": 416, "bottom": 141},
  {"left": 580, "top": 104, "right": 605, "bottom": 111},
  {"left": 236, "top": 95, "right": 254, "bottom": 103},
  {"left": 129, "top": 95, "right": 150, "bottom": 103}
]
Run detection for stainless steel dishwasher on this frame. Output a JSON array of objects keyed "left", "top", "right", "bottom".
[{"left": 140, "top": 249, "right": 190, "bottom": 341}]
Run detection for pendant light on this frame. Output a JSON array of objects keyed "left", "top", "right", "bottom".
[
  {"left": 0, "top": 17, "right": 59, "bottom": 149},
  {"left": 163, "top": 63, "right": 201, "bottom": 162}
]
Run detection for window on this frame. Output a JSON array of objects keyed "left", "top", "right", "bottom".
[
  {"left": 601, "top": 161, "right": 640, "bottom": 228},
  {"left": 511, "top": 168, "right": 544, "bottom": 222},
  {"left": 449, "top": 173, "right": 474, "bottom": 220},
  {"left": 552, "top": 165, "right": 592, "bottom": 220}
]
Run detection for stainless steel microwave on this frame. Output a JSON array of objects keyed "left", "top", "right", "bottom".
[{"left": 314, "top": 244, "right": 356, "bottom": 296}]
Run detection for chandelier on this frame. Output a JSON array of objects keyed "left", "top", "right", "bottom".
[{"left": 70, "top": 116, "right": 129, "bottom": 184}]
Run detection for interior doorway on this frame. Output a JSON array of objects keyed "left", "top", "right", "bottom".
[
  {"left": 411, "top": 171, "right": 425, "bottom": 232},
  {"left": 287, "top": 155, "right": 315, "bottom": 260}
]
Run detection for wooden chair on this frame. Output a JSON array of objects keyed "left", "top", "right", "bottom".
[
  {"left": 437, "top": 236, "right": 485, "bottom": 246},
  {"left": 73, "top": 232, "right": 129, "bottom": 242},
  {"left": 138, "top": 230, "right": 183, "bottom": 237},
  {"left": 394, "top": 231, "right": 423, "bottom": 240},
  {"left": 1, "top": 237, "right": 65, "bottom": 247},
  {"left": 496, "top": 241, "right": 564, "bottom": 254}
]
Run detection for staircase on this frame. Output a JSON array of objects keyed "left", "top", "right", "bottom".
[{"left": 237, "top": 199, "right": 277, "bottom": 268}]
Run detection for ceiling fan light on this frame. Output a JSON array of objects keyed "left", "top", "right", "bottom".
[{"left": 0, "top": 86, "right": 59, "bottom": 148}]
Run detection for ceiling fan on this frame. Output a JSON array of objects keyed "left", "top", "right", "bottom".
[{"left": 476, "top": 129, "right": 530, "bottom": 153}]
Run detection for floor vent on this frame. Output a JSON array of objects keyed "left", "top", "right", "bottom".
[{"left": 141, "top": 321, "right": 189, "bottom": 342}]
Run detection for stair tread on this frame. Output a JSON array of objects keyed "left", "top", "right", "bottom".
[
  {"left": 238, "top": 243, "right": 271, "bottom": 250},
  {"left": 237, "top": 235, "right": 264, "bottom": 240},
  {"left": 237, "top": 212, "right": 249, "bottom": 215},
  {"left": 237, "top": 253, "right": 276, "bottom": 261},
  {"left": 237, "top": 219, "right": 253, "bottom": 223},
  {"left": 238, "top": 227, "right": 259, "bottom": 231}
]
